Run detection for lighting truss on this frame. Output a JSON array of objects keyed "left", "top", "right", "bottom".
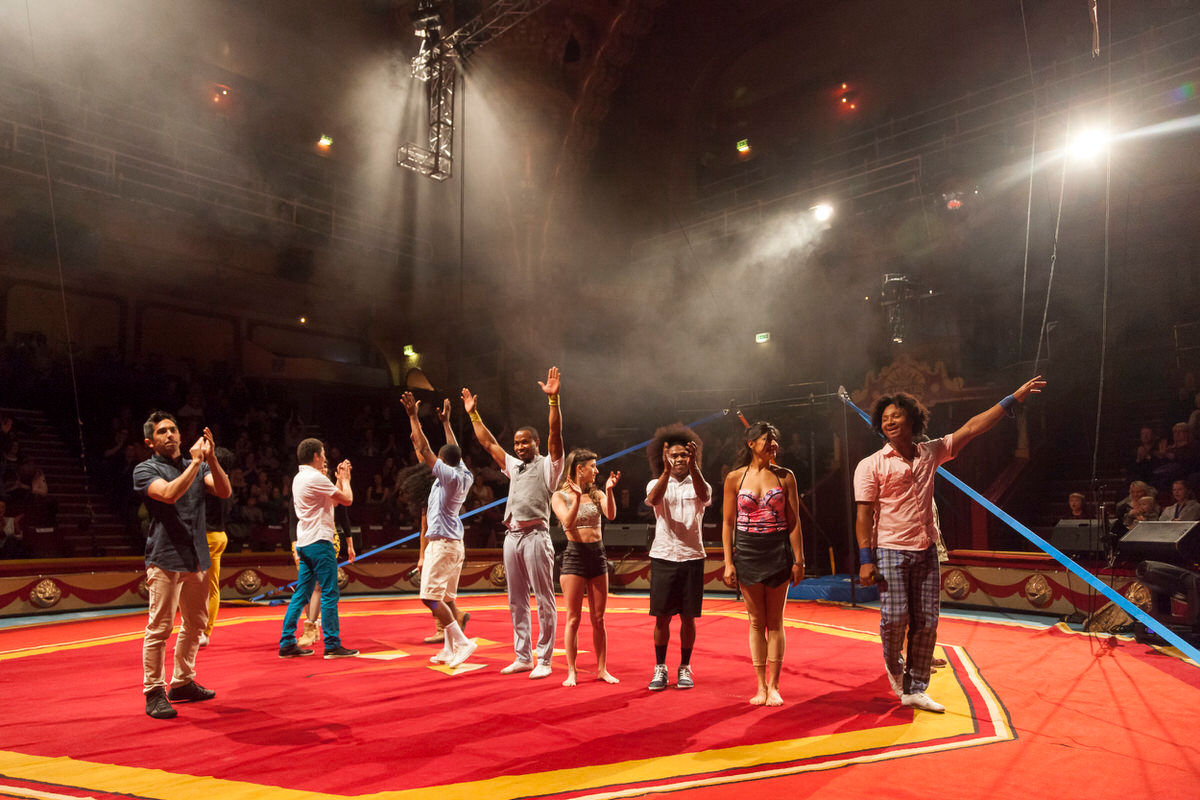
[{"left": 399, "top": 0, "right": 553, "bottom": 181}]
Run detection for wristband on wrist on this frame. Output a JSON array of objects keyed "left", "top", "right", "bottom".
[
  {"left": 999, "top": 394, "right": 1017, "bottom": 417},
  {"left": 859, "top": 547, "right": 874, "bottom": 565},
  {"left": 548, "top": 395, "right": 560, "bottom": 407},
  {"left": 468, "top": 411, "right": 482, "bottom": 423}
]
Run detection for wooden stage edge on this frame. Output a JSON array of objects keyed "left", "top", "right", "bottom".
[{"left": 0, "top": 548, "right": 1139, "bottom": 620}]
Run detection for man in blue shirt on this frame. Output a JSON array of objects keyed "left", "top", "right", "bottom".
[
  {"left": 401, "top": 392, "right": 476, "bottom": 668},
  {"left": 133, "top": 411, "right": 231, "bottom": 720}
]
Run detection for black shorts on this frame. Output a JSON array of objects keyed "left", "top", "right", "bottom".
[
  {"left": 561, "top": 540, "right": 608, "bottom": 579},
  {"left": 649, "top": 557, "right": 705, "bottom": 619}
]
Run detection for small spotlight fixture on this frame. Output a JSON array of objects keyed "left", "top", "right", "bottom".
[
  {"left": 736, "top": 138, "right": 751, "bottom": 154},
  {"left": 298, "top": 316, "right": 308, "bottom": 324},
  {"left": 402, "top": 344, "right": 417, "bottom": 357},
  {"left": 318, "top": 134, "right": 333, "bottom": 148},
  {"left": 211, "top": 84, "right": 230, "bottom": 104},
  {"left": 755, "top": 332, "right": 771, "bottom": 344},
  {"left": 811, "top": 203, "right": 834, "bottom": 222},
  {"left": 1068, "top": 127, "right": 1110, "bottom": 160}
]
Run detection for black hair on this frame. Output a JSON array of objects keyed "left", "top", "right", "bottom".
[
  {"left": 870, "top": 393, "right": 929, "bottom": 438},
  {"left": 515, "top": 425, "right": 540, "bottom": 443},
  {"left": 143, "top": 411, "right": 178, "bottom": 440},
  {"left": 439, "top": 443, "right": 463, "bottom": 467},
  {"left": 297, "top": 437, "right": 325, "bottom": 465},
  {"left": 214, "top": 446, "right": 236, "bottom": 473},
  {"left": 646, "top": 423, "right": 702, "bottom": 474},
  {"left": 397, "top": 463, "right": 435, "bottom": 520},
  {"left": 732, "top": 421, "right": 780, "bottom": 469}
]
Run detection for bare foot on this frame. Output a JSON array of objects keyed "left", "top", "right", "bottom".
[
  {"left": 597, "top": 670, "right": 620, "bottom": 684},
  {"left": 750, "top": 689, "right": 768, "bottom": 706},
  {"left": 562, "top": 672, "right": 577, "bottom": 687},
  {"left": 765, "top": 688, "right": 783, "bottom": 706}
]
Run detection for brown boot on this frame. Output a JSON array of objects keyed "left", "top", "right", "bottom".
[
  {"left": 423, "top": 617, "right": 446, "bottom": 644},
  {"left": 298, "top": 619, "right": 320, "bottom": 647}
]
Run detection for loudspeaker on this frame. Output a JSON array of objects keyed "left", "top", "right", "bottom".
[
  {"left": 1119, "top": 521, "right": 1200, "bottom": 562},
  {"left": 1049, "top": 519, "right": 1106, "bottom": 556}
]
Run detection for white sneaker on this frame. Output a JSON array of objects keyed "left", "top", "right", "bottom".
[
  {"left": 529, "top": 663, "right": 553, "bottom": 680},
  {"left": 199, "top": 633, "right": 210, "bottom": 648},
  {"left": 500, "top": 660, "right": 534, "bottom": 675},
  {"left": 430, "top": 649, "right": 451, "bottom": 664},
  {"left": 901, "top": 692, "right": 945, "bottom": 713},
  {"left": 887, "top": 671, "right": 904, "bottom": 698},
  {"left": 447, "top": 639, "right": 478, "bottom": 668}
]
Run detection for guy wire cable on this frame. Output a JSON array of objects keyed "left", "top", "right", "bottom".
[
  {"left": 1017, "top": 0, "right": 1039, "bottom": 360},
  {"left": 22, "top": 0, "right": 99, "bottom": 541},
  {"left": 1032, "top": 136, "right": 1070, "bottom": 375}
]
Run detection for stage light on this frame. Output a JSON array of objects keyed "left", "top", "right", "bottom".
[
  {"left": 811, "top": 203, "right": 834, "bottom": 222},
  {"left": 298, "top": 316, "right": 307, "bottom": 324},
  {"left": 211, "top": 84, "right": 230, "bottom": 104},
  {"left": 318, "top": 134, "right": 333, "bottom": 148},
  {"left": 1068, "top": 127, "right": 1110, "bottom": 160},
  {"left": 736, "top": 138, "right": 751, "bottom": 154},
  {"left": 755, "top": 332, "right": 771, "bottom": 344},
  {"left": 403, "top": 345, "right": 416, "bottom": 357}
]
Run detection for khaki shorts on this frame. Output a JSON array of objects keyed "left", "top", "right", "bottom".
[{"left": 420, "top": 539, "right": 465, "bottom": 602}]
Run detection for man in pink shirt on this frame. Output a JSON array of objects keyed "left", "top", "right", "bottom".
[{"left": 854, "top": 376, "right": 1045, "bottom": 712}]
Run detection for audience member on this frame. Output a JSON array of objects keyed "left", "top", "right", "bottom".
[{"left": 1159, "top": 480, "right": 1200, "bottom": 522}]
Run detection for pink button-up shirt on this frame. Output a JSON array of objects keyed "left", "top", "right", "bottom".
[{"left": 853, "top": 434, "right": 955, "bottom": 550}]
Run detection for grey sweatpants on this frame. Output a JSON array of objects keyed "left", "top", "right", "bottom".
[{"left": 503, "top": 527, "right": 557, "bottom": 665}]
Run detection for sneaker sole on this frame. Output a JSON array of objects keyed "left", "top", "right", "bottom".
[
  {"left": 648, "top": 684, "right": 669, "bottom": 691},
  {"left": 324, "top": 653, "right": 359, "bottom": 659},
  {"left": 278, "top": 652, "right": 314, "bottom": 658}
]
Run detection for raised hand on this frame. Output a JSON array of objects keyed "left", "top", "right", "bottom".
[
  {"left": 400, "top": 391, "right": 420, "bottom": 418},
  {"left": 461, "top": 387, "right": 478, "bottom": 415},
  {"left": 661, "top": 442, "right": 672, "bottom": 475},
  {"left": 605, "top": 470, "right": 621, "bottom": 490},
  {"left": 538, "top": 366, "right": 561, "bottom": 397},
  {"left": 567, "top": 479, "right": 583, "bottom": 496},
  {"left": 686, "top": 441, "right": 700, "bottom": 469},
  {"left": 436, "top": 397, "right": 451, "bottom": 423},
  {"left": 201, "top": 427, "right": 216, "bottom": 460},
  {"left": 188, "top": 436, "right": 206, "bottom": 462},
  {"left": 337, "top": 460, "right": 352, "bottom": 480},
  {"left": 1014, "top": 375, "right": 1046, "bottom": 402}
]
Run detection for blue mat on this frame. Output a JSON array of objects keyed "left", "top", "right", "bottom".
[{"left": 787, "top": 574, "right": 878, "bottom": 603}]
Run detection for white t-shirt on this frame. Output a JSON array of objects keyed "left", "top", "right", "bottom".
[
  {"left": 646, "top": 474, "right": 711, "bottom": 561},
  {"left": 292, "top": 464, "right": 339, "bottom": 548}
]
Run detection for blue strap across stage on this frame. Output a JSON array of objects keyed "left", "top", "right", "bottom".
[
  {"left": 250, "top": 409, "right": 728, "bottom": 601},
  {"left": 840, "top": 393, "right": 1200, "bottom": 665}
]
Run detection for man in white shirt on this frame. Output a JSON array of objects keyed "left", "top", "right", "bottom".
[
  {"left": 644, "top": 425, "right": 711, "bottom": 691},
  {"left": 278, "top": 438, "right": 358, "bottom": 659},
  {"left": 1159, "top": 480, "right": 1200, "bottom": 522},
  {"left": 401, "top": 393, "right": 477, "bottom": 668},
  {"left": 463, "top": 367, "right": 564, "bottom": 679}
]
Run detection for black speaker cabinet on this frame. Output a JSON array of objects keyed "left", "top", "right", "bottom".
[
  {"left": 1119, "top": 521, "right": 1200, "bottom": 562},
  {"left": 1049, "top": 520, "right": 1106, "bottom": 556}
]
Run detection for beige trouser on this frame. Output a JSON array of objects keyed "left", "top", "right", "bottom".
[
  {"left": 143, "top": 565, "right": 208, "bottom": 693},
  {"left": 204, "top": 531, "right": 228, "bottom": 636}
]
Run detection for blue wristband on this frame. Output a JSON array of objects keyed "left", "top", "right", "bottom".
[
  {"left": 859, "top": 547, "right": 875, "bottom": 565},
  {"left": 999, "top": 394, "right": 1017, "bottom": 417}
]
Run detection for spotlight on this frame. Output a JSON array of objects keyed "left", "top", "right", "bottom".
[
  {"left": 755, "top": 332, "right": 771, "bottom": 344},
  {"left": 736, "top": 138, "right": 751, "bottom": 154},
  {"left": 811, "top": 203, "right": 834, "bottom": 222},
  {"left": 1068, "top": 127, "right": 1110, "bottom": 160},
  {"left": 298, "top": 316, "right": 307, "bottom": 324},
  {"left": 403, "top": 344, "right": 417, "bottom": 357},
  {"left": 317, "top": 134, "right": 333, "bottom": 149}
]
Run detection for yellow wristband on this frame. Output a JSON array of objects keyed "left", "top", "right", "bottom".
[
  {"left": 468, "top": 411, "right": 482, "bottom": 423},
  {"left": 548, "top": 395, "right": 560, "bottom": 406}
]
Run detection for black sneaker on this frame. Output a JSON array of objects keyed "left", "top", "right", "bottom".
[
  {"left": 648, "top": 664, "right": 669, "bottom": 691},
  {"left": 324, "top": 646, "right": 359, "bottom": 659},
  {"left": 279, "top": 643, "right": 315, "bottom": 658},
  {"left": 167, "top": 681, "right": 215, "bottom": 703},
  {"left": 145, "top": 688, "right": 177, "bottom": 719}
]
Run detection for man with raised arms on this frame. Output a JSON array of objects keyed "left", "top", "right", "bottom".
[
  {"left": 401, "top": 392, "right": 477, "bottom": 668},
  {"left": 854, "top": 376, "right": 1045, "bottom": 713},
  {"left": 462, "top": 367, "right": 564, "bottom": 679}
]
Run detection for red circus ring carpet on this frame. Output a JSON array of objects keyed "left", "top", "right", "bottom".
[{"left": 1, "top": 594, "right": 1198, "bottom": 799}]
